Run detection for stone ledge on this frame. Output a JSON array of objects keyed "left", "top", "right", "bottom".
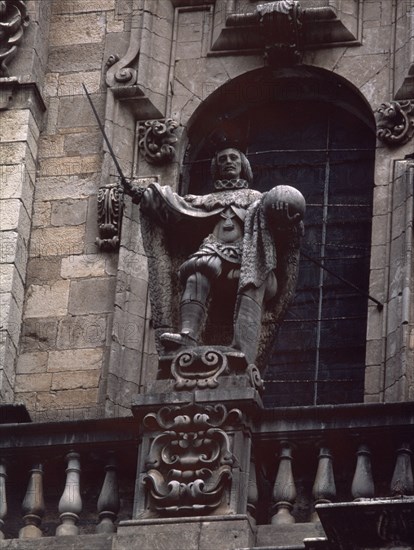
[
  {"left": 117, "top": 514, "right": 255, "bottom": 550},
  {"left": 131, "top": 386, "right": 263, "bottom": 421},
  {"left": 0, "top": 534, "right": 113, "bottom": 549},
  {"left": 317, "top": 497, "right": 414, "bottom": 548},
  {"left": 256, "top": 523, "right": 325, "bottom": 549}
]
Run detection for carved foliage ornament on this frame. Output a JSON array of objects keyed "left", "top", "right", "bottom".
[
  {"left": 96, "top": 184, "right": 124, "bottom": 250},
  {"left": 138, "top": 119, "right": 179, "bottom": 165},
  {"left": 376, "top": 100, "right": 414, "bottom": 146},
  {"left": 143, "top": 404, "right": 242, "bottom": 514},
  {"left": 0, "top": 0, "right": 29, "bottom": 77}
]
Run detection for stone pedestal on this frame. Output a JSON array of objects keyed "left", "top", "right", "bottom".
[
  {"left": 118, "top": 346, "right": 263, "bottom": 548},
  {"left": 130, "top": 385, "right": 262, "bottom": 520}
]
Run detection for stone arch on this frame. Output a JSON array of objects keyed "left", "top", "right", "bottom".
[
  {"left": 182, "top": 65, "right": 376, "bottom": 407},
  {"left": 181, "top": 65, "right": 374, "bottom": 192}
]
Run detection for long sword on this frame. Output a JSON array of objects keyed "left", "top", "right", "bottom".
[
  {"left": 83, "top": 84, "right": 145, "bottom": 205},
  {"left": 82, "top": 83, "right": 129, "bottom": 189}
]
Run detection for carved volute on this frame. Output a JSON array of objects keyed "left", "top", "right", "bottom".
[
  {"left": 138, "top": 119, "right": 179, "bottom": 165},
  {"left": 376, "top": 100, "right": 414, "bottom": 146}
]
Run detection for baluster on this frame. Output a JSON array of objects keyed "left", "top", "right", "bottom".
[
  {"left": 56, "top": 451, "right": 82, "bottom": 536},
  {"left": 96, "top": 454, "right": 120, "bottom": 534},
  {"left": 271, "top": 442, "right": 296, "bottom": 525},
  {"left": 351, "top": 444, "right": 375, "bottom": 500},
  {"left": 391, "top": 443, "right": 413, "bottom": 496},
  {"left": 19, "top": 464, "right": 44, "bottom": 538},
  {"left": 0, "top": 460, "right": 7, "bottom": 539},
  {"left": 312, "top": 445, "right": 336, "bottom": 522},
  {"left": 247, "top": 457, "right": 258, "bottom": 524}
]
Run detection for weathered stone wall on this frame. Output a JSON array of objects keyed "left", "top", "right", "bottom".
[
  {"left": 0, "top": 0, "right": 412, "bottom": 418},
  {"left": 14, "top": 0, "right": 124, "bottom": 419},
  {"left": 0, "top": 0, "right": 50, "bottom": 403}
]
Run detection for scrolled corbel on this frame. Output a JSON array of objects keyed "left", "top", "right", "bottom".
[
  {"left": 376, "top": 100, "right": 414, "bottom": 146},
  {"left": 138, "top": 119, "right": 179, "bottom": 165}
]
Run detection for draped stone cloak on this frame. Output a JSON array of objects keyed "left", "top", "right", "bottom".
[{"left": 139, "top": 182, "right": 301, "bottom": 370}]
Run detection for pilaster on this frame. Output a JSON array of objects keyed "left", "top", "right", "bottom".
[{"left": 0, "top": 0, "right": 49, "bottom": 401}]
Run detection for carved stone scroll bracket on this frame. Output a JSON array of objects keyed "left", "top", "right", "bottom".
[
  {"left": 141, "top": 404, "right": 242, "bottom": 516},
  {"left": 159, "top": 346, "right": 264, "bottom": 393},
  {"left": 96, "top": 183, "right": 124, "bottom": 251},
  {"left": 0, "top": 0, "right": 29, "bottom": 77},
  {"left": 107, "top": 63, "right": 138, "bottom": 88},
  {"left": 376, "top": 100, "right": 414, "bottom": 146},
  {"left": 138, "top": 119, "right": 179, "bottom": 165},
  {"left": 105, "top": 28, "right": 139, "bottom": 88}
]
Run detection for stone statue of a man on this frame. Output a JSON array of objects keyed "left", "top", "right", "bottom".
[{"left": 126, "top": 148, "right": 305, "bottom": 368}]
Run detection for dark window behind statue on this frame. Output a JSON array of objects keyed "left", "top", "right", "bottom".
[{"left": 187, "top": 98, "right": 375, "bottom": 407}]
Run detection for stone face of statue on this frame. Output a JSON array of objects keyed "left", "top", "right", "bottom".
[{"left": 216, "top": 148, "right": 242, "bottom": 180}]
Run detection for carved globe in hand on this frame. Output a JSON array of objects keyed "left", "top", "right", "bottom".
[{"left": 263, "top": 185, "right": 306, "bottom": 227}]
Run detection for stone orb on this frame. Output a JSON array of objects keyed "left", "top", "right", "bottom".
[{"left": 263, "top": 185, "right": 306, "bottom": 226}]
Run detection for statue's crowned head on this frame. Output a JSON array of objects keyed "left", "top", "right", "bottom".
[{"left": 211, "top": 148, "right": 253, "bottom": 190}]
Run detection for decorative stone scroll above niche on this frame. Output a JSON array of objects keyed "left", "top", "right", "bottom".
[
  {"left": 138, "top": 119, "right": 179, "bottom": 165},
  {"left": 103, "top": 3, "right": 166, "bottom": 119},
  {"left": 211, "top": 0, "right": 361, "bottom": 60},
  {"left": 0, "top": 0, "right": 29, "bottom": 77},
  {"left": 375, "top": 100, "right": 414, "bottom": 147}
]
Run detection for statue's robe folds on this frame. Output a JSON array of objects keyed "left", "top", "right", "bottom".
[{"left": 140, "top": 182, "right": 302, "bottom": 370}]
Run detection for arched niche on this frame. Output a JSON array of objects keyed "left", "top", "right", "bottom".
[{"left": 183, "top": 66, "right": 376, "bottom": 407}]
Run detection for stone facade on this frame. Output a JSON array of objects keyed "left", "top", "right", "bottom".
[
  {"left": 0, "top": 0, "right": 411, "bottom": 418},
  {"left": 0, "top": 0, "right": 413, "bottom": 548}
]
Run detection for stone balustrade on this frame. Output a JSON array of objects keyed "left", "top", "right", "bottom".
[
  {"left": 0, "top": 415, "right": 137, "bottom": 540},
  {"left": 253, "top": 402, "right": 414, "bottom": 531},
  {"left": 0, "top": 402, "right": 412, "bottom": 545}
]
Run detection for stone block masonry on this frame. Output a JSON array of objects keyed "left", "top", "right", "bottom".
[
  {"left": 0, "top": 107, "right": 40, "bottom": 403},
  {"left": 14, "top": 0, "right": 129, "bottom": 419},
  {"left": 2, "top": 0, "right": 412, "bottom": 425}
]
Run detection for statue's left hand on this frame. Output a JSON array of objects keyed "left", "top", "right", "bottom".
[
  {"left": 271, "top": 200, "right": 303, "bottom": 225},
  {"left": 262, "top": 185, "right": 306, "bottom": 232}
]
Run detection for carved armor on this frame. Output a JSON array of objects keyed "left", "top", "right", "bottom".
[{"left": 136, "top": 148, "right": 304, "bottom": 369}]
